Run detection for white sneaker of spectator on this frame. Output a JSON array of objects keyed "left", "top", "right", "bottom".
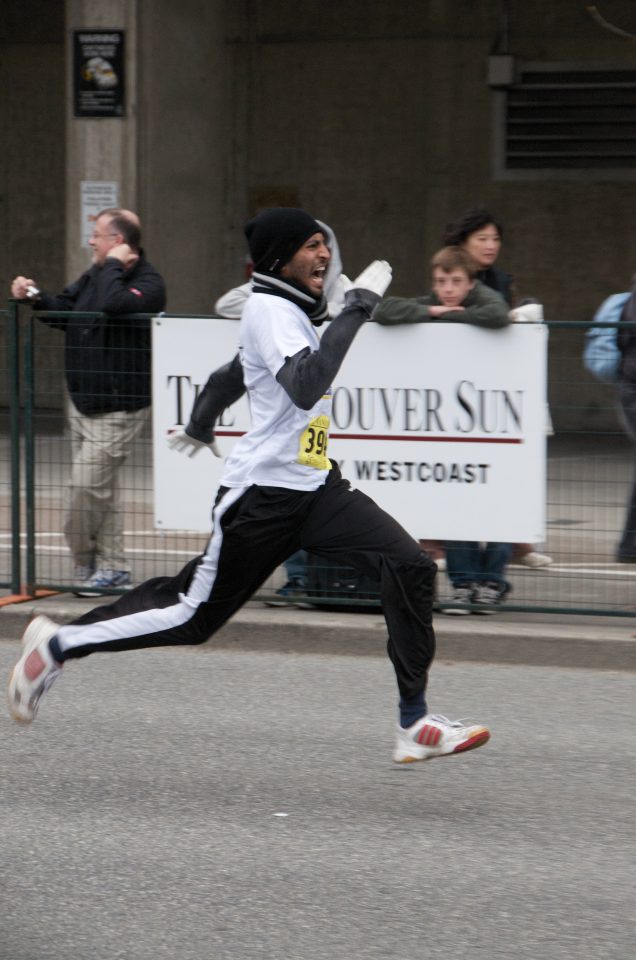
[{"left": 518, "top": 551, "right": 553, "bottom": 568}]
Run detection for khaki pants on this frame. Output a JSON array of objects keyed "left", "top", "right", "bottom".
[{"left": 64, "top": 399, "right": 149, "bottom": 571}]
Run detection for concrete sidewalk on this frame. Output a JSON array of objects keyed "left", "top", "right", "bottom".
[{"left": 1, "top": 591, "right": 635, "bottom": 672}]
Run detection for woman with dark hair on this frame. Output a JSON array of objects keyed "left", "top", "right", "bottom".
[
  {"left": 442, "top": 206, "right": 552, "bottom": 575},
  {"left": 443, "top": 207, "right": 514, "bottom": 306}
]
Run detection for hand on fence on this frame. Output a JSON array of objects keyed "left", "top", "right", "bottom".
[
  {"left": 11, "top": 276, "right": 39, "bottom": 300},
  {"left": 167, "top": 429, "right": 221, "bottom": 459}
]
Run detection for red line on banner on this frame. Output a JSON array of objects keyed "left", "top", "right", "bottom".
[{"left": 330, "top": 434, "right": 522, "bottom": 444}]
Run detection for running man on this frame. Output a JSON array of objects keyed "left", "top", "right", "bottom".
[{"left": 8, "top": 208, "right": 490, "bottom": 764}]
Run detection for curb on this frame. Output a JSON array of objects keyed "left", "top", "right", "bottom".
[{"left": 1, "top": 596, "right": 635, "bottom": 672}]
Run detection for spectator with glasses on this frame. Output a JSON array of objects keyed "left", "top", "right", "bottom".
[{"left": 11, "top": 208, "right": 166, "bottom": 594}]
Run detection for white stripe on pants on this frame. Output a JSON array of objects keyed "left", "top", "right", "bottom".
[{"left": 55, "top": 485, "right": 246, "bottom": 654}]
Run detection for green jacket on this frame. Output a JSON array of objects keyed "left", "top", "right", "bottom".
[{"left": 372, "top": 279, "right": 510, "bottom": 329}]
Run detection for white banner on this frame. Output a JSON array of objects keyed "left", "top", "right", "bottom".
[{"left": 152, "top": 317, "right": 548, "bottom": 541}]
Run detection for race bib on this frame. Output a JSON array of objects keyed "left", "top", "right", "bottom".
[{"left": 297, "top": 415, "right": 331, "bottom": 470}]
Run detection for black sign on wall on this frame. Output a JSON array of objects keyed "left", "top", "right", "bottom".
[{"left": 73, "top": 30, "right": 125, "bottom": 118}]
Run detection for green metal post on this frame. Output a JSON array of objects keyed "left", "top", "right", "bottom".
[
  {"left": 23, "top": 313, "right": 35, "bottom": 595},
  {"left": 6, "top": 302, "right": 22, "bottom": 593}
]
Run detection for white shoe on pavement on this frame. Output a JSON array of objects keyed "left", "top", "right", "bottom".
[
  {"left": 7, "top": 615, "right": 62, "bottom": 724},
  {"left": 393, "top": 714, "right": 490, "bottom": 763},
  {"left": 518, "top": 551, "right": 553, "bottom": 568}
]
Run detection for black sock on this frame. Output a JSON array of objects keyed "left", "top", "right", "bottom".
[
  {"left": 49, "top": 635, "right": 64, "bottom": 664},
  {"left": 399, "top": 692, "right": 427, "bottom": 729}
]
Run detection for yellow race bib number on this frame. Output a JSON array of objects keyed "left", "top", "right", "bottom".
[{"left": 297, "top": 415, "right": 331, "bottom": 470}]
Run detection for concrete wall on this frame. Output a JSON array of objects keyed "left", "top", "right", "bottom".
[
  {"left": 136, "top": 0, "right": 228, "bottom": 314},
  {"left": 0, "top": 2, "right": 65, "bottom": 407},
  {"left": 0, "top": 4, "right": 65, "bottom": 296},
  {"left": 4, "top": 0, "right": 636, "bottom": 428},
  {"left": 219, "top": 1, "right": 636, "bottom": 309},
  {"left": 217, "top": 0, "right": 636, "bottom": 432}
]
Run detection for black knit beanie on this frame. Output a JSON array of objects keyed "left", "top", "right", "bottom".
[{"left": 245, "top": 208, "right": 324, "bottom": 275}]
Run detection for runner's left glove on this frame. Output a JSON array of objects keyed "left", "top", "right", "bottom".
[
  {"left": 167, "top": 428, "right": 221, "bottom": 459},
  {"left": 351, "top": 260, "right": 392, "bottom": 297}
]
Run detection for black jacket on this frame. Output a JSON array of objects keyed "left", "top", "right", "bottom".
[
  {"left": 36, "top": 253, "right": 166, "bottom": 415},
  {"left": 476, "top": 266, "right": 514, "bottom": 307}
]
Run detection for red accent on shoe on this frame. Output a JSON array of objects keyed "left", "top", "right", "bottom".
[
  {"left": 24, "top": 649, "right": 46, "bottom": 682},
  {"left": 452, "top": 729, "right": 491, "bottom": 753},
  {"left": 416, "top": 724, "right": 442, "bottom": 747}
]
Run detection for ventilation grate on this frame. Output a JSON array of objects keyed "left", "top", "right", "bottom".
[{"left": 504, "top": 65, "right": 636, "bottom": 170}]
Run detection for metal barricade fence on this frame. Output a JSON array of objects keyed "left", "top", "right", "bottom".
[
  {"left": 1, "top": 303, "right": 21, "bottom": 592},
  {"left": 4, "top": 304, "right": 636, "bottom": 616},
  {"left": 21, "top": 308, "right": 210, "bottom": 595}
]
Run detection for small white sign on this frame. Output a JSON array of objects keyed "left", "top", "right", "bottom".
[
  {"left": 80, "top": 180, "right": 119, "bottom": 247},
  {"left": 152, "top": 318, "right": 548, "bottom": 541}
]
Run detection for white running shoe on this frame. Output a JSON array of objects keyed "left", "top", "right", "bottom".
[
  {"left": 393, "top": 713, "right": 490, "bottom": 763},
  {"left": 7, "top": 615, "right": 62, "bottom": 724}
]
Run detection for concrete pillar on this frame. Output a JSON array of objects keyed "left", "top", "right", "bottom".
[
  {"left": 136, "top": 0, "right": 229, "bottom": 312},
  {"left": 64, "top": 0, "right": 230, "bottom": 313},
  {"left": 65, "top": 0, "right": 138, "bottom": 281}
]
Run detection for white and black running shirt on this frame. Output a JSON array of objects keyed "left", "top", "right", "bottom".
[{"left": 220, "top": 294, "right": 333, "bottom": 491}]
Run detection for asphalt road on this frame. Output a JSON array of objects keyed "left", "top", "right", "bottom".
[{"left": 1, "top": 641, "right": 634, "bottom": 960}]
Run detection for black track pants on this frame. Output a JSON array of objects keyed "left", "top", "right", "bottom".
[{"left": 54, "top": 465, "right": 437, "bottom": 701}]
